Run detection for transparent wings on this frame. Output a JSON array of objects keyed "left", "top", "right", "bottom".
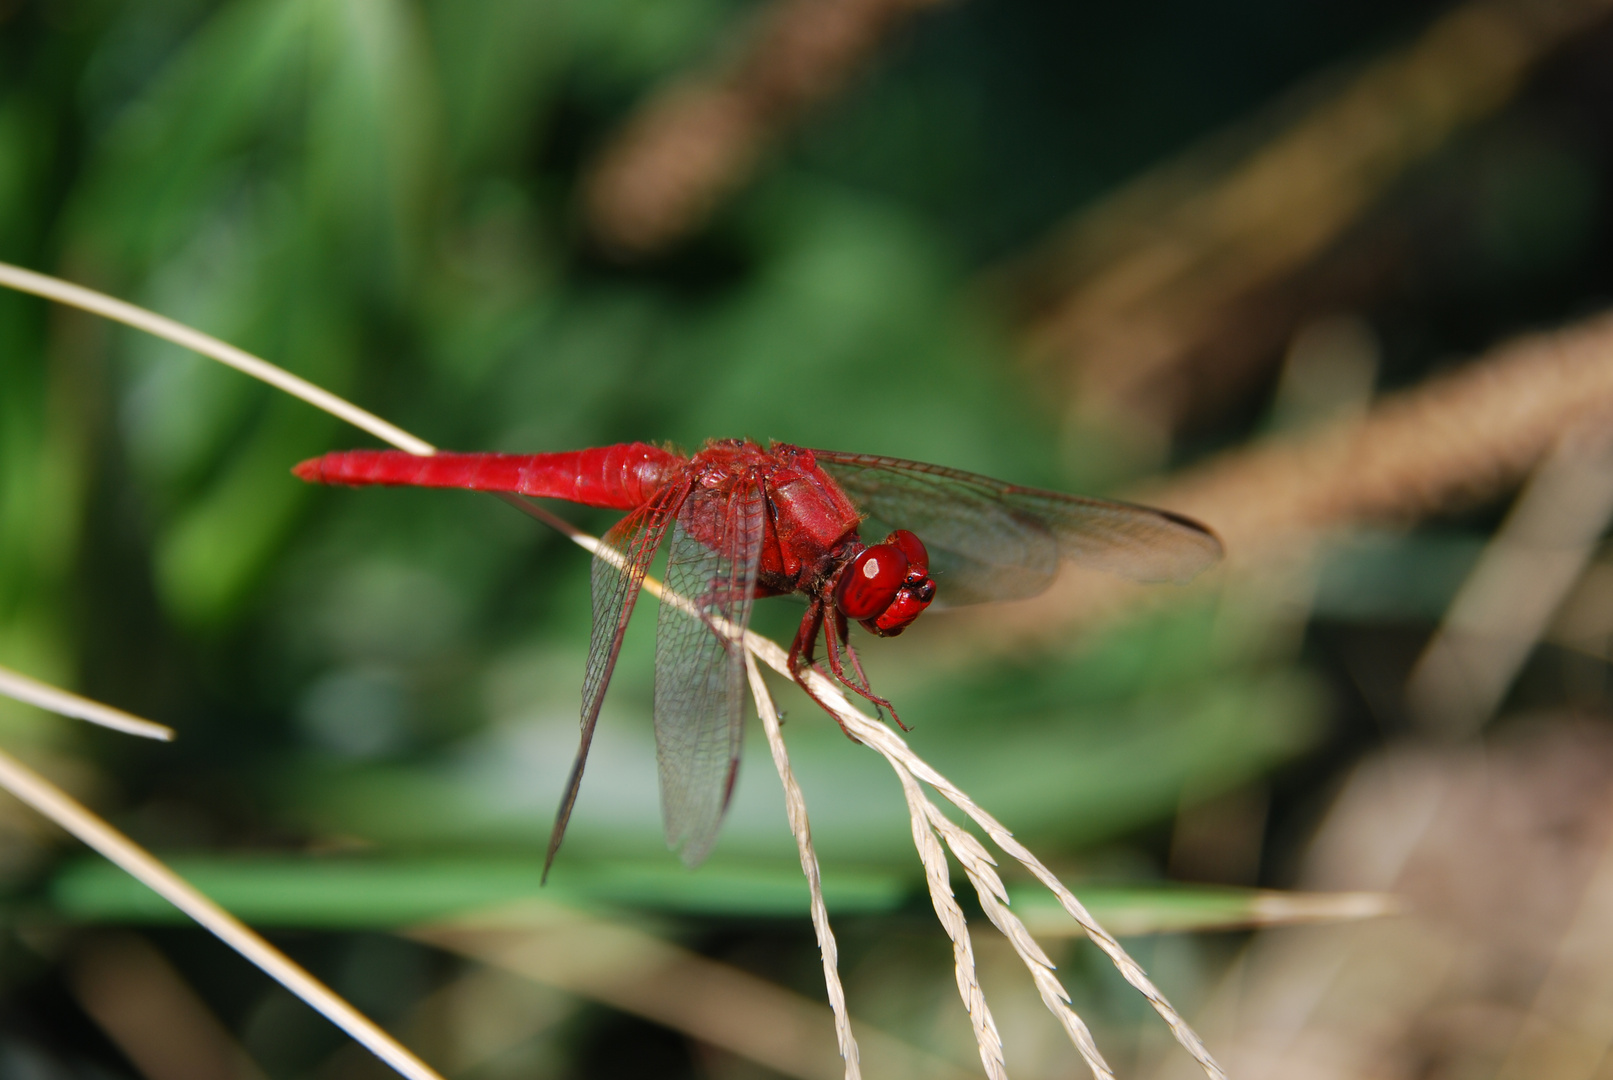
[
  {"left": 812, "top": 451, "right": 1222, "bottom": 605},
  {"left": 544, "top": 495, "right": 675, "bottom": 879},
  {"left": 547, "top": 449, "right": 1217, "bottom": 876},
  {"left": 654, "top": 482, "right": 766, "bottom": 866}
]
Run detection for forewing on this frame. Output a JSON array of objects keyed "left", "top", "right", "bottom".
[
  {"left": 654, "top": 481, "right": 765, "bottom": 867},
  {"left": 544, "top": 493, "right": 677, "bottom": 879},
  {"left": 813, "top": 451, "right": 1222, "bottom": 605}
]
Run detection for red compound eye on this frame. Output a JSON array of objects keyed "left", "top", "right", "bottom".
[
  {"left": 863, "top": 530, "right": 935, "bottom": 637},
  {"left": 835, "top": 543, "right": 909, "bottom": 621},
  {"left": 886, "top": 529, "right": 928, "bottom": 579}
]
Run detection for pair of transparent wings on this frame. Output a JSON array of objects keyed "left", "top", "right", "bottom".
[
  {"left": 545, "top": 480, "right": 764, "bottom": 876},
  {"left": 544, "top": 452, "right": 1222, "bottom": 874}
]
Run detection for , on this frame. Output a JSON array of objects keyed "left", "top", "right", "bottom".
[{"left": 294, "top": 439, "right": 1223, "bottom": 874}]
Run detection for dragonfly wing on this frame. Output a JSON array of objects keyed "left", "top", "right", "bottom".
[
  {"left": 545, "top": 493, "right": 677, "bottom": 879},
  {"left": 654, "top": 481, "right": 765, "bottom": 867},
  {"left": 813, "top": 451, "right": 1222, "bottom": 605}
]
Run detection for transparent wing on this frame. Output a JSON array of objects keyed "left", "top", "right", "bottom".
[
  {"left": 654, "top": 481, "right": 765, "bottom": 867},
  {"left": 812, "top": 450, "right": 1222, "bottom": 606},
  {"left": 544, "top": 493, "right": 677, "bottom": 879}
]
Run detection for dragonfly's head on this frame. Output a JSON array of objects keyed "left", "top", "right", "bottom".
[{"left": 834, "top": 529, "right": 936, "bottom": 637}]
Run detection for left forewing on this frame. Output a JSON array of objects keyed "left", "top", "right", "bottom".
[{"left": 653, "top": 481, "right": 766, "bottom": 866}]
